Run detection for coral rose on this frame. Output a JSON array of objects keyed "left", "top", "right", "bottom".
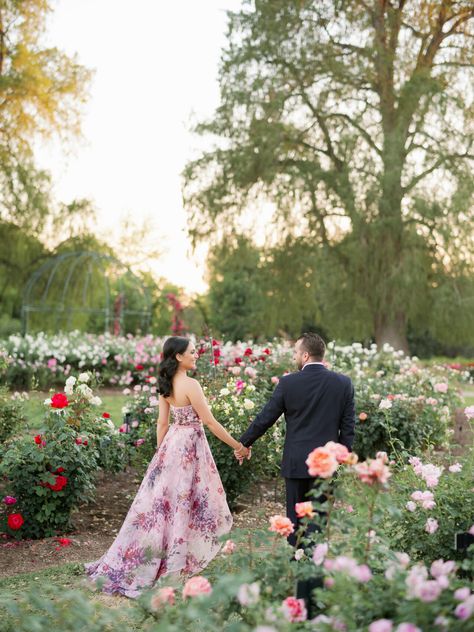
[
  {"left": 7, "top": 513, "right": 24, "bottom": 530},
  {"left": 305, "top": 447, "right": 339, "bottom": 478},
  {"left": 295, "top": 501, "right": 314, "bottom": 518},
  {"left": 354, "top": 457, "right": 391, "bottom": 485},
  {"left": 51, "top": 393, "right": 69, "bottom": 409},
  {"left": 359, "top": 412, "right": 368, "bottom": 421},
  {"left": 325, "top": 441, "right": 350, "bottom": 463},
  {"left": 222, "top": 539, "right": 237, "bottom": 554},
  {"left": 269, "top": 515, "right": 294, "bottom": 537},
  {"left": 182, "top": 576, "right": 212, "bottom": 598}
]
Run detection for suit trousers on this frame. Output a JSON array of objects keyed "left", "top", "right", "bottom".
[{"left": 285, "top": 477, "right": 326, "bottom": 548}]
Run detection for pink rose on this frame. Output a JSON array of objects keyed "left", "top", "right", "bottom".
[
  {"left": 430, "top": 559, "right": 456, "bottom": 579},
  {"left": 222, "top": 539, "right": 237, "bottom": 555},
  {"left": 325, "top": 441, "right": 351, "bottom": 463},
  {"left": 182, "top": 576, "right": 212, "bottom": 598},
  {"left": 354, "top": 457, "right": 391, "bottom": 485},
  {"left": 269, "top": 515, "right": 294, "bottom": 537},
  {"left": 150, "top": 587, "right": 175, "bottom": 609},
  {"left": 421, "top": 500, "right": 436, "bottom": 510},
  {"left": 352, "top": 564, "right": 372, "bottom": 583},
  {"left": 405, "top": 501, "right": 417, "bottom": 512},
  {"left": 425, "top": 518, "right": 439, "bottom": 534},
  {"left": 454, "top": 597, "right": 474, "bottom": 620},
  {"left": 271, "top": 376, "right": 279, "bottom": 384},
  {"left": 448, "top": 463, "right": 462, "bottom": 473},
  {"left": 369, "top": 620, "right": 393, "bottom": 632},
  {"left": 2, "top": 496, "right": 17, "bottom": 505},
  {"left": 417, "top": 580, "right": 442, "bottom": 602},
  {"left": 396, "top": 624, "right": 422, "bottom": 632},
  {"left": 312, "top": 543, "right": 328, "bottom": 566},
  {"left": 244, "top": 367, "right": 257, "bottom": 379},
  {"left": 464, "top": 405, "right": 474, "bottom": 420},
  {"left": 454, "top": 587, "right": 471, "bottom": 601},
  {"left": 469, "top": 524, "right": 474, "bottom": 536},
  {"left": 305, "top": 447, "right": 339, "bottom": 478},
  {"left": 434, "top": 382, "right": 448, "bottom": 393},
  {"left": 281, "top": 596, "right": 307, "bottom": 622}
]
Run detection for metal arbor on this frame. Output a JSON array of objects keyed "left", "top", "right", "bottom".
[{"left": 21, "top": 251, "right": 152, "bottom": 335}]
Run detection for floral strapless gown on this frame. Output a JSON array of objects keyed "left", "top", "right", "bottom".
[{"left": 84, "top": 405, "right": 233, "bottom": 598}]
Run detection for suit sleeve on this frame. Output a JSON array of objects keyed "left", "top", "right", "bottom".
[
  {"left": 239, "top": 380, "right": 285, "bottom": 447},
  {"left": 339, "top": 379, "right": 355, "bottom": 450}
]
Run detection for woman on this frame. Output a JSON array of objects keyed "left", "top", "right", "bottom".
[{"left": 85, "top": 336, "right": 250, "bottom": 598}]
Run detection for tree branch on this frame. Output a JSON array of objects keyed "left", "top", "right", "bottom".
[{"left": 324, "top": 112, "right": 383, "bottom": 156}]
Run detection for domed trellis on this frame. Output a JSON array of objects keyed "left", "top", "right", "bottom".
[{"left": 21, "top": 251, "right": 152, "bottom": 335}]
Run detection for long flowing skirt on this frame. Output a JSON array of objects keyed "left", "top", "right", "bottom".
[{"left": 84, "top": 422, "right": 232, "bottom": 598}]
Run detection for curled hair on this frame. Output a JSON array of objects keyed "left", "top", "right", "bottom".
[{"left": 158, "top": 336, "right": 190, "bottom": 398}]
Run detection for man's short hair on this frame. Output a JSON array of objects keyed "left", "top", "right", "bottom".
[{"left": 298, "top": 332, "right": 326, "bottom": 360}]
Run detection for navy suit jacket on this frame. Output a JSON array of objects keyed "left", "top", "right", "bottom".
[{"left": 239, "top": 364, "right": 355, "bottom": 478}]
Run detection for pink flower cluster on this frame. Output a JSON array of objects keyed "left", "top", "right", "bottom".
[
  {"left": 405, "top": 560, "right": 456, "bottom": 603},
  {"left": 406, "top": 490, "right": 436, "bottom": 512},
  {"left": 281, "top": 596, "right": 307, "bottom": 622},
  {"left": 354, "top": 453, "right": 391, "bottom": 486},
  {"left": 324, "top": 555, "right": 373, "bottom": 582},
  {"left": 409, "top": 457, "right": 443, "bottom": 488},
  {"left": 454, "top": 588, "right": 474, "bottom": 620},
  {"left": 150, "top": 587, "right": 175, "bottom": 610}
]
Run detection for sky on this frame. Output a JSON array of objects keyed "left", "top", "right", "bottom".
[{"left": 36, "top": 0, "right": 243, "bottom": 294}]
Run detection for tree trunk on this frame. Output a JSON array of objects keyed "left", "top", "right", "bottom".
[{"left": 374, "top": 311, "right": 409, "bottom": 354}]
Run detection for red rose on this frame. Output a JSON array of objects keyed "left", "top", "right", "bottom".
[
  {"left": 213, "top": 348, "right": 220, "bottom": 358},
  {"left": 75, "top": 437, "right": 82, "bottom": 445},
  {"left": 34, "top": 435, "right": 42, "bottom": 445},
  {"left": 234, "top": 357, "right": 242, "bottom": 364},
  {"left": 51, "top": 393, "right": 69, "bottom": 409},
  {"left": 7, "top": 513, "right": 24, "bottom": 530},
  {"left": 54, "top": 467, "right": 65, "bottom": 474},
  {"left": 56, "top": 537, "right": 72, "bottom": 546},
  {"left": 135, "top": 364, "right": 144, "bottom": 370},
  {"left": 263, "top": 348, "right": 271, "bottom": 355},
  {"left": 212, "top": 339, "right": 219, "bottom": 346},
  {"left": 102, "top": 412, "right": 111, "bottom": 419},
  {"left": 50, "top": 475, "right": 68, "bottom": 492},
  {"left": 244, "top": 347, "right": 253, "bottom": 356},
  {"left": 83, "top": 440, "right": 88, "bottom": 446},
  {"left": 259, "top": 355, "right": 267, "bottom": 361}
]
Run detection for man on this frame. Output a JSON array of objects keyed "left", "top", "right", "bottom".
[{"left": 237, "top": 332, "right": 355, "bottom": 545}]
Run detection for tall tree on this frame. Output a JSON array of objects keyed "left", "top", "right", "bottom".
[
  {"left": 184, "top": 0, "right": 474, "bottom": 351},
  {"left": 0, "top": 0, "right": 91, "bottom": 231}
]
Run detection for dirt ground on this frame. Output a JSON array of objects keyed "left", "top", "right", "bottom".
[{"left": 0, "top": 469, "right": 286, "bottom": 579}]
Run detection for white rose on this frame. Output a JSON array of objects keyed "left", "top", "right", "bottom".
[
  {"left": 220, "top": 388, "right": 230, "bottom": 396},
  {"left": 77, "top": 384, "right": 93, "bottom": 399},
  {"left": 379, "top": 398, "right": 392, "bottom": 410},
  {"left": 64, "top": 385, "right": 74, "bottom": 396},
  {"left": 91, "top": 396, "right": 102, "bottom": 406},
  {"left": 65, "top": 376, "right": 76, "bottom": 387},
  {"left": 78, "top": 372, "right": 90, "bottom": 383},
  {"left": 122, "top": 406, "right": 131, "bottom": 414},
  {"left": 105, "top": 419, "right": 115, "bottom": 432},
  {"left": 243, "top": 398, "right": 255, "bottom": 410}
]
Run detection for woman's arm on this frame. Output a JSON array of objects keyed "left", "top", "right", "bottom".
[
  {"left": 188, "top": 380, "right": 248, "bottom": 455},
  {"left": 156, "top": 395, "right": 170, "bottom": 448}
]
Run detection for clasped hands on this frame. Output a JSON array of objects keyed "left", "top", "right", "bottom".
[{"left": 234, "top": 443, "right": 251, "bottom": 465}]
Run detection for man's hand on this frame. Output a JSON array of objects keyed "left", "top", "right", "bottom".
[{"left": 234, "top": 443, "right": 251, "bottom": 465}]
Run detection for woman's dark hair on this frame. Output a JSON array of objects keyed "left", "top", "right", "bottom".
[{"left": 158, "top": 336, "right": 190, "bottom": 398}]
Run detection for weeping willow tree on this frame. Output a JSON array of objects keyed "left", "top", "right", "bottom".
[
  {"left": 0, "top": 0, "right": 91, "bottom": 232},
  {"left": 184, "top": 0, "right": 474, "bottom": 351}
]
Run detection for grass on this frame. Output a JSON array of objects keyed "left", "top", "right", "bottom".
[{"left": 22, "top": 391, "right": 128, "bottom": 430}]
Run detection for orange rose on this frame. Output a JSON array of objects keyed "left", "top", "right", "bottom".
[
  {"left": 295, "top": 501, "right": 314, "bottom": 518},
  {"left": 359, "top": 412, "right": 368, "bottom": 421},
  {"left": 269, "top": 514, "right": 294, "bottom": 537},
  {"left": 305, "top": 447, "right": 339, "bottom": 478}
]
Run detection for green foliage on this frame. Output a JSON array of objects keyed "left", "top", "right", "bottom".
[
  {"left": 0, "top": 387, "right": 26, "bottom": 443},
  {"left": 184, "top": 0, "right": 474, "bottom": 350}
]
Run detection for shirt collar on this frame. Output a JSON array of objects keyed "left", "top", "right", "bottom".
[{"left": 302, "top": 361, "right": 326, "bottom": 369}]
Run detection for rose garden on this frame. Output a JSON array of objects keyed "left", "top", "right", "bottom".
[{"left": 0, "top": 333, "right": 472, "bottom": 631}]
